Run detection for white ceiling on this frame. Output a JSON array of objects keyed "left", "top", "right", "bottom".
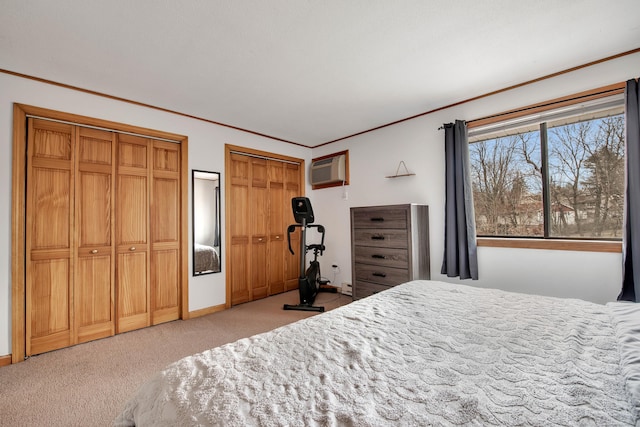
[{"left": 2, "top": 1, "right": 639, "bottom": 147}]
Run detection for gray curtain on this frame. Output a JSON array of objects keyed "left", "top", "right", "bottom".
[
  {"left": 441, "top": 120, "right": 479, "bottom": 280},
  {"left": 619, "top": 78, "right": 640, "bottom": 302}
]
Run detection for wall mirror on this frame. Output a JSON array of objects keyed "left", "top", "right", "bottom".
[{"left": 192, "top": 170, "right": 221, "bottom": 275}]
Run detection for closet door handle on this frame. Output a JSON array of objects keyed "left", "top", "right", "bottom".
[
  {"left": 90, "top": 249, "right": 98, "bottom": 254},
  {"left": 129, "top": 247, "right": 136, "bottom": 251}
]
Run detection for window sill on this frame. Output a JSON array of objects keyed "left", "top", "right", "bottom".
[{"left": 477, "top": 237, "right": 622, "bottom": 253}]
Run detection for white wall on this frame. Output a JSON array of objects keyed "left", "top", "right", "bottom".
[
  {"left": 309, "top": 51, "right": 640, "bottom": 305},
  {"left": 0, "top": 73, "right": 311, "bottom": 357}
]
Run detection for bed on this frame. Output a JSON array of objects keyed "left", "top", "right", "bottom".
[
  {"left": 194, "top": 243, "right": 219, "bottom": 274},
  {"left": 114, "top": 280, "right": 640, "bottom": 426}
]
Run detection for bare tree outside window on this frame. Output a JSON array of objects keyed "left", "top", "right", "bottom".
[
  {"left": 469, "top": 103, "right": 624, "bottom": 240},
  {"left": 470, "top": 130, "right": 543, "bottom": 237},
  {"left": 548, "top": 115, "right": 625, "bottom": 238},
  {"left": 548, "top": 121, "right": 592, "bottom": 237}
]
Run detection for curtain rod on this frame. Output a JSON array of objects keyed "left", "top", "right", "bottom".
[{"left": 438, "top": 122, "right": 460, "bottom": 131}]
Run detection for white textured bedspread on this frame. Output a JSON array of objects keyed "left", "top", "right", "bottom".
[{"left": 114, "top": 280, "right": 640, "bottom": 426}]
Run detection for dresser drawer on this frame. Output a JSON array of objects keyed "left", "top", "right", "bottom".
[
  {"left": 352, "top": 229, "right": 408, "bottom": 248},
  {"left": 354, "top": 246, "right": 408, "bottom": 269},
  {"left": 354, "top": 281, "right": 392, "bottom": 299},
  {"left": 352, "top": 208, "right": 407, "bottom": 229},
  {"left": 354, "top": 263, "right": 409, "bottom": 286},
  {"left": 351, "top": 204, "right": 430, "bottom": 300}
]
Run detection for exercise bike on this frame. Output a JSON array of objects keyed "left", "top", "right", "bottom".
[{"left": 283, "top": 197, "right": 337, "bottom": 312}]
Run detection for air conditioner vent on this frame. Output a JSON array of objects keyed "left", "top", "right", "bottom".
[{"left": 310, "top": 154, "right": 346, "bottom": 186}]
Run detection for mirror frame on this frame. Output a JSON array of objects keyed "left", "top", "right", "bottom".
[{"left": 192, "top": 169, "right": 222, "bottom": 276}]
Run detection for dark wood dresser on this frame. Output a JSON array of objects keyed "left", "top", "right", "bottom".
[{"left": 350, "top": 204, "right": 430, "bottom": 299}]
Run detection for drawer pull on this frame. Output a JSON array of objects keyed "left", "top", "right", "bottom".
[
  {"left": 372, "top": 272, "right": 387, "bottom": 278},
  {"left": 370, "top": 217, "right": 385, "bottom": 222},
  {"left": 371, "top": 235, "right": 385, "bottom": 240},
  {"left": 371, "top": 254, "right": 386, "bottom": 259},
  {"left": 90, "top": 249, "right": 98, "bottom": 254}
]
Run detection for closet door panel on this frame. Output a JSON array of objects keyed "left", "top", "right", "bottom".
[
  {"left": 116, "top": 135, "right": 150, "bottom": 333},
  {"left": 268, "top": 234, "right": 285, "bottom": 295},
  {"left": 74, "top": 171, "right": 115, "bottom": 342},
  {"left": 31, "top": 120, "right": 72, "bottom": 160},
  {"left": 116, "top": 251, "right": 149, "bottom": 333},
  {"left": 29, "top": 258, "right": 71, "bottom": 355},
  {"left": 117, "top": 175, "right": 149, "bottom": 244},
  {"left": 78, "top": 172, "right": 111, "bottom": 246},
  {"left": 250, "top": 159, "right": 268, "bottom": 300},
  {"left": 76, "top": 255, "right": 112, "bottom": 342},
  {"left": 30, "top": 259, "right": 70, "bottom": 334},
  {"left": 152, "top": 248, "right": 179, "bottom": 324},
  {"left": 26, "top": 119, "right": 74, "bottom": 356},
  {"left": 151, "top": 140, "right": 181, "bottom": 323},
  {"left": 78, "top": 132, "right": 112, "bottom": 165},
  {"left": 268, "top": 161, "right": 285, "bottom": 295},
  {"left": 76, "top": 256, "right": 111, "bottom": 323},
  {"left": 30, "top": 168, "right": 72, "bottom": 249},
  {"left": 230, "top": 238, "right": 249, "bottom": 305},
  {"left": 152, "top": 177, "right": 180, "bottom": 242},
  {"left": 153, "top": 142, "right": 179, "bottom": 172},
  {"left": 118, "top": 140, "right": 148, "bottom": 169},
  {"left": 250, "top": 236, "right": 268, "bottom": 300},
  {"left": 75, "top": 128, "right": 115, "bottom": 343},
  {"left": 229, "top": 153, "right": 251, "bottom": 305}
]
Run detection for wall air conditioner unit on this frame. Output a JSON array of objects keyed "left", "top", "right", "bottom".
[{"left": 310, "top": 154, "right": 346, "bottom": 186}]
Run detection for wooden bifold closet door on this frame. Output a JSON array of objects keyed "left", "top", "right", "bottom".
[
  {"left": 226, "top": 147, "right": 303, "bottom": 306},
  {"left": 116, "top": 134, "right": 181, "bottom": 333},
  {"left": 25, "top": 118, "right": 181, "bottom": 356},
  {"left": 75, "top": 127, "right": 117, "bottom": 345}
]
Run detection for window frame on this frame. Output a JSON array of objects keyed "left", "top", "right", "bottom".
[{"left": 468, "top": 83, "right": 625, "bottom": 253}]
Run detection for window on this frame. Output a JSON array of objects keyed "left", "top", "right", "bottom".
[{"left": 469, "top": 92, "right": 625, "bottom": 240}]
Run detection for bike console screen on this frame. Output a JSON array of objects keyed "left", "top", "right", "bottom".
[{"left": 292, "top": 197, "right": 314, "bottom": 224}]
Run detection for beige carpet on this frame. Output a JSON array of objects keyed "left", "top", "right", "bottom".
[{"left": 0, "top": 290, "right": 350, "bottom": 427}]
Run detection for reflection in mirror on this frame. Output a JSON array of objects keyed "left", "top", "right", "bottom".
[{"left": 192, "top": 170, "right": 221, "bottom": 275}]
